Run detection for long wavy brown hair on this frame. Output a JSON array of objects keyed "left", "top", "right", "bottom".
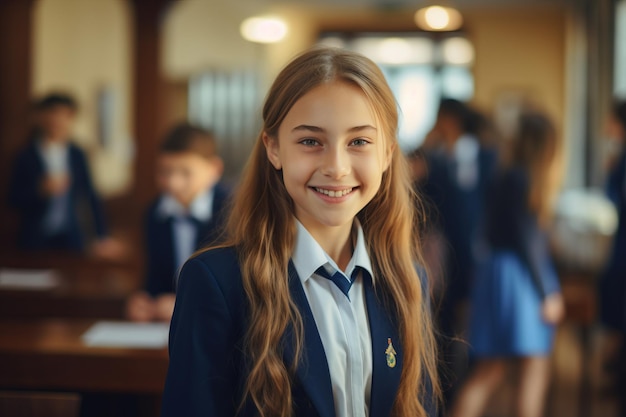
[
  {"left": 205, "top": 46, "right": 439, "bottom": 417},
  {"left": 509, "top": 111, "right": 564, "bottom": 225}
]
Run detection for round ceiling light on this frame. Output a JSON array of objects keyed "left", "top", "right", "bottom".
[
  {"left": 240, "top": 16, "right": 288, "bottom": 44},
  {"left": 414, "top": 6, "right": 463, "bottom": 32}
]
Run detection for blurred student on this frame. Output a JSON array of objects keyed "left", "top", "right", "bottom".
[
  {"left": 420, "top": 99, "right": 497, "bottom": 311},
  {"left": 451, "top": 112, "right": 565, "bottom": 417},
  {"left": 126, "top": 123, "right": 229, "bottom": 323},
  {"left": 599, "top": 100, "right": 626, "bottom": 390},
  {"left": 416, "top": 98, "right": 497, "bottom": 403},
  {"left": 7, "top": 93, "right": 120, "bottom": 257}
]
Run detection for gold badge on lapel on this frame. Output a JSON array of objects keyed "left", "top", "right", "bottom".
[{"left": 385, "top": 338, "right": 397, "bottom": 368}]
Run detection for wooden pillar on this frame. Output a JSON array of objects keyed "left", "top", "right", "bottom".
[
  {"left": 585, "top": 0, "right": 616, "bottom": 187},
  {"left": 128, "top": 0, "right": 175, "bottom": 207},
  {"left": 0, "top": 0, "right": 35, "bottom": 247}
]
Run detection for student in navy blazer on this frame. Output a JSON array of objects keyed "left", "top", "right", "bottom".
[
  {"left": 8, "top": 93, "right": 113, "bottom": 253},
  {"left": 418, "top": 100, "right": 497, "bottom": 331},
  {"left": 142, "top": 182, "right": 229, "bottom": 296},
  {"left": 415, "top": 100, "right": 496, "bottom": 408},
  {"left": 599, "top": 101, "right": 626, "bottom": 401},
  {"left": 600, "top": 101, "right": 626, "bottom": 333},
  {"left": 162, "top": 48, "right": 438, "bottom": 417},
  {"left": 127, "top": 123, "right": 229, "bottom": 323}
]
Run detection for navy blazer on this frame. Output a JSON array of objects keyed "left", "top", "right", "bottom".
[
  {"left": 605, "top": 151, "right": 626, "bottom": 278},
  {"left": 143, "top": 184, "right": 230, "bottom": 296},
  {"left": 600, "top": 151, "right": 626, "bottom": 331},
  {"left": 420, "top": 146, "right": 497, "bottom": 300},
  {"left": 7, "top": 140, "right": 108, "bottom": 250},
  {"left": 161, "top": 247, "right": 436, "bottom": 417}
]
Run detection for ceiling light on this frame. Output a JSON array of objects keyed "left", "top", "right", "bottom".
[
  {"left": 240, "top": 17, "right": 288, "bottom": 44},
  {"left": 415, "top": 6, "right": 463, "bottom": 32}
]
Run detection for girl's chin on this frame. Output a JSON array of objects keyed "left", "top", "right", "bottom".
[{"left": 300, "top": 215, "right": 358, "bottom": 230}]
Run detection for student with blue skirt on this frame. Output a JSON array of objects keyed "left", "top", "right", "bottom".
[
  {"left": 161, "top": 47, "right": 439, "bottom": 417},
  {"left": 451, "top": 112, "right": 565, "bottom": 417}
]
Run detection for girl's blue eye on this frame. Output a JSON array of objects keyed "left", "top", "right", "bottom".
[
  {"left": 299, "top": 138, "right": 319, "bottom": 146},
  {"left": 350, "top": 138, "right": 369, "bottom": 146}
]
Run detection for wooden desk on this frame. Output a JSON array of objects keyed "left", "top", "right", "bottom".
[
  {"left": 0, "top": 249, "right": 141, "bottom": 272},
  {"left": 0, "top": 270, "right": 134, "bottom": 320},
  {"left": 0, "top": 319, "right": 168, "bottom": 394},
  {"left": 0, "top": 252, "right": 141, "bottom": 320}
]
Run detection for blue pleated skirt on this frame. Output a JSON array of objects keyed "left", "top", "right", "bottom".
[{"left": 469, "top": 250, "right": 557, "bottom": 357}]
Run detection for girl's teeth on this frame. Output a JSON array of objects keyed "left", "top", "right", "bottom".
[{"left": 315, "top": 187, "right": 353, "bottom": 197}]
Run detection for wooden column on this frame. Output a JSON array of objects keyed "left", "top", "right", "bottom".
[
  {"left": 585, "top": 0, "right": 616, "bottom": 187},
  {"left": 0, "top": 0, "right": 35, "bottom": 248},
  {"left": 128, "top": 0, "right": 176, "bottom": 207}
]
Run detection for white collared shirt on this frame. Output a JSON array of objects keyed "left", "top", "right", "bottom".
[
  {"left": 37, "top": 140, "right": 71, "bottom": 235},
  {"left": 157, "top": 189, "right": 215, "bottom": 272},
  {"left": 453, "top": 133, "right": 480, "bottom": 191},
  {"left": 38, "top": 140, "right": 70, "bottom": 175},
  {"left": 292, "top": 220, "right": 373, "bottom": 417}
]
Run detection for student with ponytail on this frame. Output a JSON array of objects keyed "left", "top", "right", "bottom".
[{"left": 161, "top": 46, "right": 439, "bottom": 417}]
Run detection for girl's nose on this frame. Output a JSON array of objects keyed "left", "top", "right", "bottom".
[{"left": 320, "top": 145, "right": 351, "bottom": 179}]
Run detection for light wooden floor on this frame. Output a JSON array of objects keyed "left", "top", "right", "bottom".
[{"left": 480, "top": 323, "right": 620, "bottom": 417}]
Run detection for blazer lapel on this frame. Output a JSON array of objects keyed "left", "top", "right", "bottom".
[
  {"left": 364, "top": 278, "right": 403, "bottom": 417},
  {"left": 283, "top": 262, "right": 336, "bottom": 417}
]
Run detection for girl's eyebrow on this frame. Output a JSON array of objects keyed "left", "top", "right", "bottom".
[{"left": 291, "top": 124, "right": 377, "bottom": 133}]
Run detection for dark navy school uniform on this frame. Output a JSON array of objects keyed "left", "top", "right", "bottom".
[
  {"left": 420, "top": 141, "right": 497, "bottom": 323},
  {"left": 8, "top": 140, "right": 108, "bottom": 251},
  {"left": 419, "top": 139, "right": 496, "bottom": 408},
  {"left": 161, "top": 247, "right": 436, "bottom": 417},
  {"left": 600, "top": 150, "right": 626, "bottom": 332},
  {"left": 143, "top": 184, "right": 230, "bottom": 296},
  {"left": 469, "top": 168, "right": 560, "bottom": 356}
]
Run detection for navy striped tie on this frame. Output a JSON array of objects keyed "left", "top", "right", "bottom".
[{"left": 315, "top": 266, "right": 362, "bottom": 299}]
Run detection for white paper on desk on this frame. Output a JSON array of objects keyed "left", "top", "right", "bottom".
[
  {"left": 0, "top": 268, "right": 60, "bottom": 290},
  {"left": 82, "top": 321, "right": 170, "bottom": 349}
]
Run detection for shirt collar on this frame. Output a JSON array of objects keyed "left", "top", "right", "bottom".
[
  {"left": 453, "top": 133, "right": 479, "bottom": 162},
  {"left": 157, "top": 188, "right": 214, "bottom": 222},
  {"left": 292, "top": 219, "right": 374, "bottom": 285},
  {"left": 36, "top": 138, "right": 70, "bottom": 173}
]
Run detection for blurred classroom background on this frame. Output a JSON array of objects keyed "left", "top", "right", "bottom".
[{"left": 0, "top": 0, "right": 625, "bottom": 416}]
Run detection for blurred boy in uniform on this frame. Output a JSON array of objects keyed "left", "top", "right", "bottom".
[
  {"left": 8, "top": 93, "right": 120, "bottom": 258},
  {"left": 126, "top": 123, "right": 230, "bottom": 322}
]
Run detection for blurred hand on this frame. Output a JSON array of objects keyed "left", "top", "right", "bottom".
[
  {"left": 154, "top": 294, "right": 176, "bottom": 322},
  {"left": 41, "top": 174, "right": 70, "bottom": 196},
  {"left": 126, "top": 292, "right": 156, "bottom": 322},
  {"left": 542, "top": 293, "right": 565, "bottom": 325},
  {"left": 91, "top": 237, "right": 126, "bottom": 261}
]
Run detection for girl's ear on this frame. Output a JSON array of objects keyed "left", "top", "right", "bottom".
[{"left": 262, "top": 133, "right": 282, "bottom": 170}]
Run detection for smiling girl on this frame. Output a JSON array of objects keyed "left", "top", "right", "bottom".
[{"left": 161, "top": 47, "right": 439, "bottom": 417}]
